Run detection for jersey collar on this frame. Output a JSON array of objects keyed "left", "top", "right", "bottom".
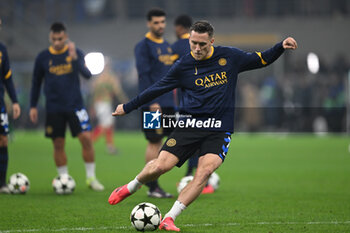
[
  {"left": 145, "top": 32, "right": 164, "bottom": 44},
  {"left": 49, "top": 45, "right": 68, "bottom": 55},
  {"left": 191, "top": 46, "right": 214, "bottom": 61},
  {"left": 180, "top": 33, "right": 190, "bottom": 39}
]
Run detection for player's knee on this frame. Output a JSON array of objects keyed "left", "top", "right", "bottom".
[
  {"left": 148, "top": 160, "right": 169, "bottom": 175},
  {"left": 81, "top": 140, "right": 93, "bottom": 150},
  {"left": 53, "top": 138, "right": 65, "bottom": 151},
  {"left": 79, "top": 133, "right": 93, "bottom": 149}
]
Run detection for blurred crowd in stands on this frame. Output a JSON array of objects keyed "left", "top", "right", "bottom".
[
  {"left": 1, "top": 0, "right": 349, "bottom": 24},
  {"left": 236, "top": 53, "right": 348, "bottom": 132},
  {"left": 1, "top": 0, "right": 349, "bottom": 132}
]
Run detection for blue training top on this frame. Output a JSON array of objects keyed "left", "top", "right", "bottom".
[
  {"left": 171, "top": 33, "right": 190, "bottom": 61},
  {"left": 30, "top": 45, "right": 92, "bottom": 113},
  {"left": 125, "top": 42, "right": 285, "bottom": 132},
  {"left": 0, "top": 42, "right": 18, "bottom": 108},
  {"left": 134, "top": 32, "right": 176, "bottom": 108}
]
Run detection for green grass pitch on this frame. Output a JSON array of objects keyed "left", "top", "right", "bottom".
[{"left": 0, "top": 131, "right": 349, "bottom": 232}]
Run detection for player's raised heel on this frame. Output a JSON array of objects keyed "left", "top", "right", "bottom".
[
  {"left": 159, "top": 217, "right": 180, "bottom": 232},
  {"left": 108, "top": 184, "right": 131, "bottom": 205}
]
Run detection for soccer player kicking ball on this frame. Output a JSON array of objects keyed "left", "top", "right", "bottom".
[{"left": 109, "top": 20, "right": 297, "bottom": 231}]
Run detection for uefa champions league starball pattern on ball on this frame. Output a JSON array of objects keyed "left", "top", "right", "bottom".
[
  {"left": 208, "top": 172, "right": 220, "bottom": 190},
  {"left": 177, "top": 175, "right": 194, "bottom": 194},
  {"left": 130, "top": 202, "right": 161, "bottom": 231},
  {"left": 52, "top": 174, "right": 76, "bottom": 194},
  {"left": 8, "top": 173, "right": 30, "bottom": 194}
]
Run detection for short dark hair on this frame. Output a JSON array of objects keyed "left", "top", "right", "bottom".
[
  {"left": 147, "top": 8, "right": 166, "bottom": 21},
  {"left": 174, "top": 14, "right": 192, "bottom": 29},
  {"left": 50, "top": 22, "right": 66, "bottom": 33},
  {"left": 190, "top": 20, "right": 214, "bottom": 38}
]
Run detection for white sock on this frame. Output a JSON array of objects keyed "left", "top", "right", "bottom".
[
  {"left": 57, "top": 165, "right": 68, "bottom": 175},
  {"left": 127, "top": 177, "right": 143, "bottom": 193},
  {"left": 85, "top": 162, "right": 96, "bottom": 179},
  {"left": 164, "top": 200, "right": 187, "bottom": 221}
]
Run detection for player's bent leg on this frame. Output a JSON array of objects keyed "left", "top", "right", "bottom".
[
  {"left": 109, "top": 151, "right": 179, "bottom": 205},
  {"left": 138, "top": 150, "right": 179, "bottom": 184},
  {"left": 144, "top": 141, "right": 163, "bottom": 192},
  {"left": 178, "top": 153, "right": 222, "bottom": 206}
]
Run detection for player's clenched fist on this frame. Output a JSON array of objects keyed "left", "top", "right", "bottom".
[
  {"left": 283, "top": 37, "right": 298, "bottom": 50},
  {"left": 112, "top": 104, "right": 125, "bottom": 116}
]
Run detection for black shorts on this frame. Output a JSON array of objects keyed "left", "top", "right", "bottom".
[
  {"left": 161, "top": 128, "right": 232, "bottom": 167},
  {"left": 0, "top": 106, "right": 9, "bottom": 135},
  {"left": 141, "top": 107, "right": 175, "bottom": 143},
  {"left": 45, "top": 108, "right": 91, "bottom": 138}
]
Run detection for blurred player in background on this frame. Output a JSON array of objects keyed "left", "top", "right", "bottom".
[
  {"left": 0, "top": 19, "right": 21, "bottom": 194},
  {"left": 171, "top": 14, "right": 192, "bottom": 60},
  {"left": 91, "top": 58, "right": 128, "bottom": 154},
  {"left": 29, "top": 22, "right": 104, "bottom": 191},
  {"left": 109, "top": 20, "right": 297, "bottom": 231},
  {"left": 172, "top": 14, "right": 214, "bottom": 194},
  {"left": 134, "top": 8, "right": 175, "bottom": 198}
]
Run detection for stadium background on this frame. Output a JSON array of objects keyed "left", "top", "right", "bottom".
[{"left": 1, "top": 0, "right": 349, "bottom": 133}]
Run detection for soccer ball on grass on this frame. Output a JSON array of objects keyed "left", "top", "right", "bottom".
[
  {"left": 208, "top": 172, "right": 220, "bottom": 190},
  {"left": 52, "top": 174, "right": 76, "bottom": 194},
  {"left": 8, "top": 173, "right": 30, "bottom": 194},
  {"left": 130, "top": 202, "right": 161, "bottom": 231},
  {"left": 177, "top": 175, "right": 193, "bottom": 194}
]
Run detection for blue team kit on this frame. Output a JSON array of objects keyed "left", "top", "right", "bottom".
[{"left": 126, "top": 42, "right": 285, "bottom": 132}]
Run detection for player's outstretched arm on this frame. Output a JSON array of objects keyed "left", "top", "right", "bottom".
[
  {"left": 283, "top": 37, "right": 298, "bottom": 50},
  {"left": 112, "top": 104, "right": 125, "bottom": 116}
]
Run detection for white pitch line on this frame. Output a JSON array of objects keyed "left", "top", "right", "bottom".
[
  {"left": 0, "top": 226, "right": 128, "bottom": 233},
  {"left": 1, "top": 221, "right": 350, "bottom": 233}
]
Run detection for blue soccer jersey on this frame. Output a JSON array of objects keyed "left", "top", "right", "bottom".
[
  {"left": 134, "top": 32, "right": 176, "bottom": 108},
  {"left": 125, "top": 42, "right": 285, "bottom": 132},
  {"left": 0, "top": 43, "right": 18, "bottom": 108},
  {"left": 171, "top": 33, "right": 190, "bottom": 61},
  {"left": 171, "top": 33, "right": 190, "bottom": 107},
  {"left": 30, "top": 45, "right": 92, "bottom": 112}
]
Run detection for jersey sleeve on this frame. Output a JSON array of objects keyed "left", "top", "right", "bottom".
[
  {"left": 30, "top": 54, "right": 45, "bottom": 108},
  {"left": 235, "top": 41, "right": 284, "bottom": 73},
  {"left": 134, "top": 42, "right": 154, "bottom": 92},
  {"left": 74, "top": 49, "right": 92, "bottom": 79},
  {"left": 1, "top": 46, "right": 18, "bottom": 103},
  {"left": 124, "top": 62, "right": 181, "bottom": 113},
  {"left": 171, "top": 42, "right": 180, "bottom": 62}
]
